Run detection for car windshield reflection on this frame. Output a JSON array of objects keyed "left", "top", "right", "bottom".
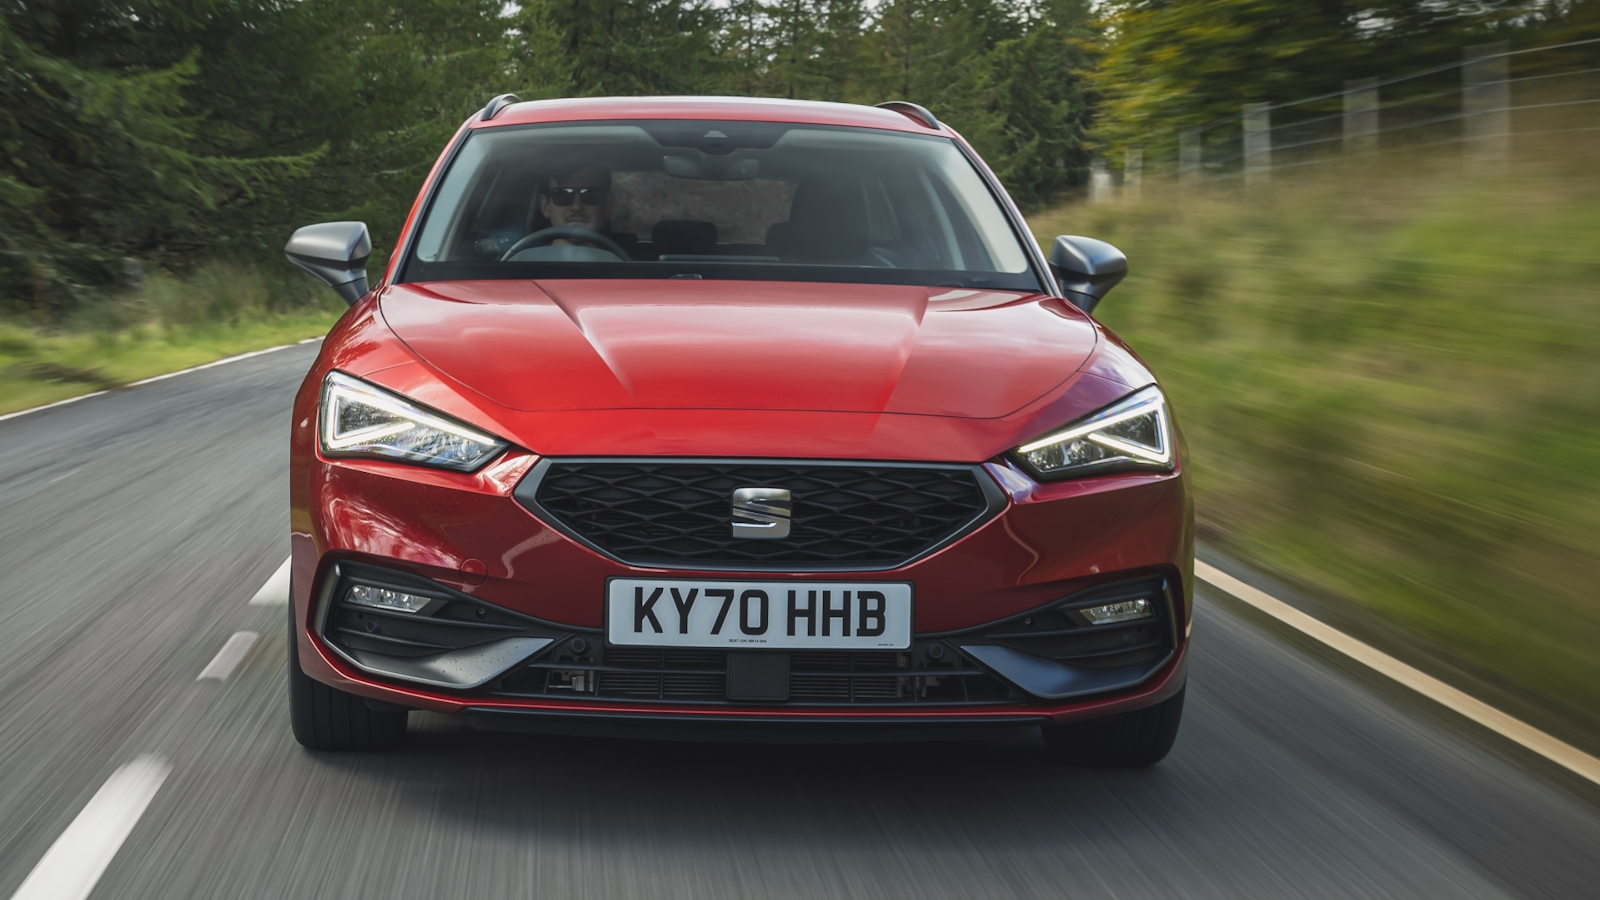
[{"left": 401, "top": 120, "right": 1042, "bottom": 291}]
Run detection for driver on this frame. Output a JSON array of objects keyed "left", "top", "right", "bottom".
[{"left": 538, "top": 165, "right": 614, "bottom": 246}]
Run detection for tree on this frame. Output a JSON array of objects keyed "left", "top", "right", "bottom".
[
  {"left": 0, "top": 0, "right": 579, "bottom": 315},
  {"left": 1089, "top": 0, "right": 1530, "bottom": 163},
  {"left": 971, "top": 0, "right": 1098, "bottom": 208},
  {"left": 545, "top": 0, "right": 729, "bottom": 95},
  {"left": 0, "top": 3, "right": 315, "bottom": 314},
  {"left": 853, "top": 0, "right": 1092, "bottom": 208}
]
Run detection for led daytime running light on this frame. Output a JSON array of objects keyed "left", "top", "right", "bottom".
[
  {"left": 319, "top": 371, "right": 508, "bottom": 472},
  {"left": 1012, "top": 385, "right": 1173, "bottom": 479},
  {"left": 322, "top": 382, "right": 497, "bottom": 450}
]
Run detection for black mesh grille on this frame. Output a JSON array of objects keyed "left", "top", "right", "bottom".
[
  {"left": 519, "top": 459, "right": 997, "bottom": 569},
  {"left": 485, "top": 647, "right": 1022, "bottom": 706}
]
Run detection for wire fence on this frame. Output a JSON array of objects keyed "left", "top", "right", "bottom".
[{"left": 1090, "top": 37, "right": 1600, "bottom": 199}]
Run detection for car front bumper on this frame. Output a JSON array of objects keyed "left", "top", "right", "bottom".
[{"left": 290, "top": 442, "right": 1193, "bottom": 726}]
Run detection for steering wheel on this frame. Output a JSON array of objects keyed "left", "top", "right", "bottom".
[{"left": 500, "top": 227, "right": 631, "bottom": 262}]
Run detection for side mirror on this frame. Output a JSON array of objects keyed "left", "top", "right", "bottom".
[
  {"left": 285, "top": 221, "right": 372, "bottom": 306},
  {"left": 1049, "top": 235, "right": 1127, "bottom": 314}
]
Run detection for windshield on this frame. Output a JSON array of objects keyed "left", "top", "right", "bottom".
[{"left": 399, "top": 120, "right": 1041, "bottom": 291}]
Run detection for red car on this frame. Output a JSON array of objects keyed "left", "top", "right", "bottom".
[{"left": 282, "top": 95, "right": 1191, "bottom": 764}]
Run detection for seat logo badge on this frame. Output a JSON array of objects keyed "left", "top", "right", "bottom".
[{"left": 731, "top": 487, "right": 792, "bottom": 539}]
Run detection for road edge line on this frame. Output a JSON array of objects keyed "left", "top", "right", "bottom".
[
  {"left": 126, "top": 343, "right": 295, "bottom": 386},
  {"left": 1196, "top": 561, "right": 1600, "bottom": 786},
  {"left": 0, "top": 391, "right": 108, "bottom": 425},
  {"left": 7, "top": 755, "right": 171, "bottom": 900},
  {"left": 0, "top": 335, "right": 325, "bottom": 424}
]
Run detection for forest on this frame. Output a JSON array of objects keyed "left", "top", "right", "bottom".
[{"left": 1, "top": 0, "right": 1595, "bottom": 319}]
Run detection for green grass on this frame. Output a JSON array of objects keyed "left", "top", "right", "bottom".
[
  {"left": 1030, "top": 159, "right": 1600, "bottom": 723},
  {"left": 0, "top": 262, "right": 345, "bottom": 415}
]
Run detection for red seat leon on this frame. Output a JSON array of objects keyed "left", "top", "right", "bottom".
[{"left": 282, "top": 95, "right": 1191, "bottom": 764}]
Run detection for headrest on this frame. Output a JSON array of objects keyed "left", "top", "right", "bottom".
[{"left": 770, "top": 176, "right": 869, "bottom": 263}]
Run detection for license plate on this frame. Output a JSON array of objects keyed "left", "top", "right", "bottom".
[{"left": 606, "top": 578, "right": 913, "bottom": 650}]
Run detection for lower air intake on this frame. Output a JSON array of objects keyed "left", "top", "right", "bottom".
[{"left": 486, "top": 645, "right": 1021, "bottom": 707}]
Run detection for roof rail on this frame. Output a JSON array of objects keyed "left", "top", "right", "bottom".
[
  {"left": 480, "top": 93, "right": 521, "bottom": 121},
  {"left": 875, "top": 101, "right": 939, "bottom": 130}
]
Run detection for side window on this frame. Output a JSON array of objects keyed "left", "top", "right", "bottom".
[
  {"left": 413, "top": 138, "right": 488, "bottom": 263},
  {"left": 455, "top": 166, "right": 538, "bottom": 260},
  {"left": 924, "top": 174, "right": 997, "bottom": 272},
  {"left": 869, "top": 166, "right": 935, "bottom": 269},
  {"left": 871, "top": 162, "right": 1002, "bottom": 273},
  {"left": 933, "top": 148, "right": 1029, "bottom": 273}
]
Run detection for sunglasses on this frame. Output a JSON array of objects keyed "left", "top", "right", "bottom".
[{"left": 545, "top": 186, "right": 608, "bottom": 207}]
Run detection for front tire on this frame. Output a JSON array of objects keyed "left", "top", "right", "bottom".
[
  {"left": 1041, "top": 687, "right": 1185, "bottom": 767},
  {"left": 288, "top": 600, "right": 407, "bottom": 751}
]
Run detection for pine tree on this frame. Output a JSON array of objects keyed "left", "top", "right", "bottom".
[
  {"left": 545, "top": 0, "right": 729, "bottom": 95},
  {"left": 975, "top": 0, "right": 1097, "bottom": 208},
  {"left": 0, "top": 4, "right": 316, "bottom": 314}
]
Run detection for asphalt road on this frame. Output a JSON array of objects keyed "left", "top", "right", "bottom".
[{"left": 2, "top": 343, "right": 1599, "bottom": 900}]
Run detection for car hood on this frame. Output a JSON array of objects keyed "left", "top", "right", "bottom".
[{"left": 379, "top": 279, "right": 1099, "bottom": 419}]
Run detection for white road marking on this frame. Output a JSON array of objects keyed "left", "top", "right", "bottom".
[
  {"left": 0, "top": 391, "right": 108, "bottom": 425},
  {"left": 197, "top": 632, "right": 260, "bottom": 681},
  {"left": 1197, "top": 560, "right": 1600, "bottom": 785},
  {"left": 7, "top": 755, "right": 170, "bottom": 900},
  {"left": 248, "top": 557, "right": 292, "bottom": 606}
]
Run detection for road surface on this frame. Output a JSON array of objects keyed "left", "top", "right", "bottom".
[{"left": 2, "top": 343, "right": 1597, "bottom": 899}]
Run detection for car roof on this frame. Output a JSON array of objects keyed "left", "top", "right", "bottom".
[{"left": 476, "top": 95, "right": 945, "bottom": 135}]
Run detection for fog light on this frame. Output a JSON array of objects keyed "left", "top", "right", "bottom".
[
  {"left": 1081, "top": 598, "right": 1154, "bottom": 625},
  {"left": 346, "top": 584, "right": 430, "bottom": 614}
]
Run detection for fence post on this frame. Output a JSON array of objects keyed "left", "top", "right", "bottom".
[
  {"left": 1463, "top": 42, "right": 1511, "bottom": 173},
  {"left": 121, "top": 257, "right": 145, "bottom": 291},
  {"left": 1089, "top": 158, "right": 1113, "bottom": 203},
  {"left": 1243, "top": 102, "right": 1271, "bottom": 186},
  {"left": 1124, "top": 147, "right": 1143, "bottom": 201},
  {"left": 1343, "top": 77, "right": 1378, "bottom": 155},
  {"left": 1179, "top": 129, "right": 1201, "bottom": 189}
]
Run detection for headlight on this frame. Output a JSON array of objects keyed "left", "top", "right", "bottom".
[
  {"left": 1012, "top": 385, "right": 1173, "bottom": 480},
  {"left": 319, "top": 371, "right": 508, "bottom": 472}
]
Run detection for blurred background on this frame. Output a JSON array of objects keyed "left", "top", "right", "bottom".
[{"left": 2, "top": 6, "right": 1600, "bottom": 893}]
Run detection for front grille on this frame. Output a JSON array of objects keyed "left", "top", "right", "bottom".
[
  {"left": 515, "top": 458, "right": 1000, "bottom": 570},
  {"left": 485, "top": 646, "right": 1022, "bottom": 706}
]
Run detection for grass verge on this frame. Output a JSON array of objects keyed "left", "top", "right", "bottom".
[
  {"left": 1029, "top": 157, "right": 1600, "bottom": 725},
  {"left": 0, "top": 262, "right": 344, "bottom": 416}
]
